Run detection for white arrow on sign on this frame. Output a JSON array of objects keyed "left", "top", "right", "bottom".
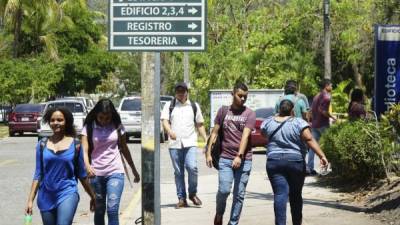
[
  {"left": 188, "top": 23, "right": 198, "bottom": 30},
  {"left": 188, "top": 37, "right": 198, "bottom": 45},
  {"left": 188, "top": 7, "right": 198, "bottom": 15}
]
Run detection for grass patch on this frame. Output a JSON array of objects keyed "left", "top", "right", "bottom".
[{"left": 0, "top": 123, "right": 8, "bottom": 139}]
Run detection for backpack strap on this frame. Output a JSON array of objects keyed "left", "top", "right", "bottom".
[
  {"left": 169, "top": 98, "right": 198, "bottom": 126},
  {"left": 87, "top": 123, "right": 93, "bottom": 164},
  {"left": 218, "top": 106, "right": 229, "bottom": 135},
  {"left": 39, "top": 137, "right": 48, "bottom": 182},
  {"left": 168, "top": 98, "right": 176, "bottom": 124},
  {"left": 191, "top": 101, "right": 198, "bottom": 126},
  {"left": 73, "top": 137, "right": 81, "bottom": 180}
]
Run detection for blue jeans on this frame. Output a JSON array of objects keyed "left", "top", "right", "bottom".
[
  {"left": 40, "top": 192, "right": 79, "bottom": 225},
  {"left": 267, "top": 153, "right": 306, "bottom": 225},
  {"left": 216, "top": 158, "right": 252, "bottom": 225},
  {"left": 90, "top": 173, "right": 125, "bottom": 225},
  {"left": 307, "top": 127, "right": 327, "bottom": 171},
  {"left": 169, "top": 147, "right": 198, "bottom": 199}
]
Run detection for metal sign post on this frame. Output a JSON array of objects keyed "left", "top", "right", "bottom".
[
  {"left": 183, "top": 52, "right": 190, "bottom": 87},
  {"left": 141, "top": 52, "right": 161, "bottom": 225},
  {"left": 108, "top": 1, "right": 207, "bottom": 224}
]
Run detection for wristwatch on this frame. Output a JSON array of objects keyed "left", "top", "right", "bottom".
[{"left": 236, "top": 153, "right": 244, "bottom": 159}]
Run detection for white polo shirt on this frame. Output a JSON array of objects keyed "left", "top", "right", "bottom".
[{"left": 161, "top": 99, "right": 204, "bottom": 149}]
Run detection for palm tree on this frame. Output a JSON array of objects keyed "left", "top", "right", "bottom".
[{"left": 0, "top": 0, "right": 72, "bottom": 59}]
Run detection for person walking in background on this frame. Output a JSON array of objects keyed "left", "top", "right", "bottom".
[
  {"left": 261, "top": 99, "right": 329, "bottom": 225},
  {"left": 161, "top": 82, "right": 208, "bottom": 208},
  {"left": 81, "top": 99, "right": 140, "bottom": 225},
  {"left": 25, "top": 107, "right": 95, "bottom": 225},
  {"left": 348, "top": 88, "right": 366, "bottom": 121},
  {"left": 274, "top": 80, "right": 308, "bottom": 120},
  {"left": 206, "top": 82, "right": 256, "bottom": 225},
  {"left": 308, "top": 79, "right": 335, "bottom": 175}
]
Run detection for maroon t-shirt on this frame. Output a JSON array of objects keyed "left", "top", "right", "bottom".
[
  {"left": 348, "top": 102, "right": 366, "bottom": 121},
  {"left": 214, "top": 106, "right": 256, "bottom": 161},
  {"left": 311, "top": 90, "right": 331, "bottom": 128}
]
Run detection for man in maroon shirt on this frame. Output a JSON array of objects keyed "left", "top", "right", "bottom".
[
  {"left": 308, "top": 79, "right": 336, "bottom": 175},
  {"left": 206, "top": 82, "right": 256, "bottom": 225}
]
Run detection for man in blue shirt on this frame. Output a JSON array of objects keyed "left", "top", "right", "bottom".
[{"left": 274, "top": 80, "right": 308, "bottom": 120}]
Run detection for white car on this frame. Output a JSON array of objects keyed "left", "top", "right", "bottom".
[
  {"left": 38, "top": 100, "right": 88, "bottom": 139},
  {"left": 58, "top": 96, "right": 95, "bottom": 112},
  {"left": 160, "top": 95, "right": 174, "bottom": 111},
  {"left": 118, "top": 96, "right": 165, "bottom": 142}
]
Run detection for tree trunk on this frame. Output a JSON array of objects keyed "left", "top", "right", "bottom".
[
  {"left": 12, "top": 7, "right": 23, "bottom": 58},
  {"left": 352, "top": 63, "right": 363, "bottom": 88},
  {"left": 323, "top": 0, "right": 331, "bottom": 79}
]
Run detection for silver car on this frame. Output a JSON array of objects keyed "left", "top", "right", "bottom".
[
  {"left": 118, "top": 96, "right": 165, "bottom": 142},
  {"left": 38, "top": 100, "right": 88, "bottom": 139}
]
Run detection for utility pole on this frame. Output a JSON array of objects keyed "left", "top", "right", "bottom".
[
  {"left": 323, "top": 0, "right": 331, "bottom": 79},
  {"left": 141, "top": 52, "right": 161, "bottom": 225},
  {"left": 183, "top": 52, "right": 190, "bottom": 87}
]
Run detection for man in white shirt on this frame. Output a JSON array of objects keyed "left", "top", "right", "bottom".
[{"left": 161, "top": 82, "right": 208, "bottom": 208}]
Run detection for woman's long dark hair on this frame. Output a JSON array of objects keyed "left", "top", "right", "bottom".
[
  {"left": 347, "top": 88, "right": 364, "bottom": 113},
  {"left": 43, "top": 107, "right": 76, "bottom": 137},
  {"left": 84, "top": 99, "right": 122, "bottom": 161}
]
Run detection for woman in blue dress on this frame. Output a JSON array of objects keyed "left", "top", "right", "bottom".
[{"left": 25, "top": 107, "right": 95, "bottom": 225}]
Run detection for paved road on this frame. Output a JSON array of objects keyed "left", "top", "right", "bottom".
[
  {"left": 0, "top": 136, "right": 142, "bottom": 225},
  {"left": 0, "top": 136, "right": 385, "bottom": 225}
]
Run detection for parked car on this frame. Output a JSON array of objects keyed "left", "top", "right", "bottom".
[
  {"left": 0, "top": 105, "right": 13, "bottom": 123},
  {"left": 38, "top": 100, "right": 88, "bottom": 139},
  {"left": 57, "top": 96, "right": 95, "bottom": 112},
  {"left": 160, "top": 95, "right": 174, "bottom": 110},
  {"left": 118, "top": 96, "right": 166, "bottom": 142},
  {"left": 251, "top": 107, "right": 275, "bottom": 148},
  {"left": 8, "top": 104, "right": 43, "bottom": 136}
]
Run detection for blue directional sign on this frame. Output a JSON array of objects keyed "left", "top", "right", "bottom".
[{"left": 109, "top": 0, "right": 206, "bottom": 51}]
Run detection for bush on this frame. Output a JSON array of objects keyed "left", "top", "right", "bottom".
[{"left": 320, "top": 120, "right": 396, "bottom": 182}]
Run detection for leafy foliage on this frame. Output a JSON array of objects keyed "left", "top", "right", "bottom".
[
  {"left": 320, "top": 120, "right": 399, "bottom": 182},
  {"left": 331, "top": 80, "right": 352, "bottom": 113},
  {"left": 0, "top": 56, "right": 62, "bottom": 103},
  {"left": 0, "top": 0, "right": 140, "bottom": 102}
]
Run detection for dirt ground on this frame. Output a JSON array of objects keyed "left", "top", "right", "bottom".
[{"left": 340, "top": 176, "right": 400, "bottom": 225}]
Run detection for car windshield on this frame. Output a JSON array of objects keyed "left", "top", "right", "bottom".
[
  {"left": 255, "top": 108, "right": 274, "bottom": 118},
  {"left": 121, "top": 99, "right": 141, "bottom": 111},
  {"left": 15, "top": 104, "right": 42, "bottom": 112},
  {"left": 47, "top": 102, "right": 84, "bottom": 113},
  {"left": 160, "top": 96, "right": 174, "bottom": 101}
]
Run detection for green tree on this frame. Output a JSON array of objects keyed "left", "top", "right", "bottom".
[
  {"left": 0, "top": 56, "right": 62, "bottom": 103},
  {"left": 0, "top": 0, "right": 66, "bottom": 58}
]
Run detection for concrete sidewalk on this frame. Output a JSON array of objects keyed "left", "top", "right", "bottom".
[{"left": 126, "top": 172, "right": 381, "bottom": 225}]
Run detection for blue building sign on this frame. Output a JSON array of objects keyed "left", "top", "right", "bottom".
[{"left": 374, "top": 25, "right": 400, "bottom": 117}]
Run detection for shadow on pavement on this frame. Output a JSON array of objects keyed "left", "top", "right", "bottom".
[{"left": 245, "top": 191, "right": 368, "bottom": 212}]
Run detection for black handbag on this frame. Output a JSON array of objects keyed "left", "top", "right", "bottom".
[{"left": 207, "top": 106, "right": 229, "bottom": 170}]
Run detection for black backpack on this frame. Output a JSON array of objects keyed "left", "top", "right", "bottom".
[
  {"left": 39, "top": 137, "right": 81, "bottom": 181},
  {"left": 206, "top": 106, "right": 229, "bottom": 170},
  {"left": 169, "top": 98, "right": 198, "bottom": 125}
]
